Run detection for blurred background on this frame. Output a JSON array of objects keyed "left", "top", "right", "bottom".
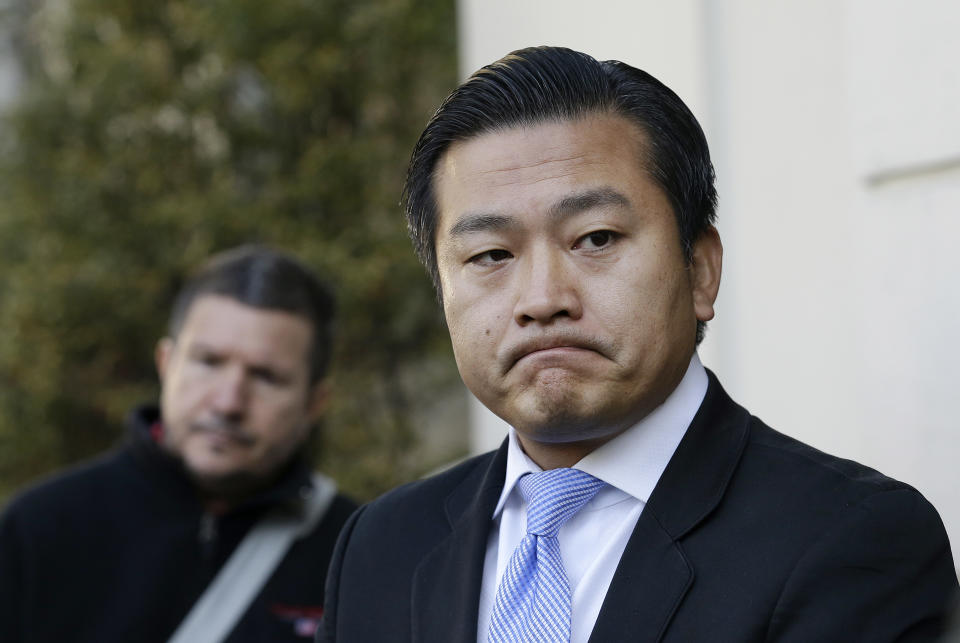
[
  {"left": 0, "top": 0, "right": 464, "bottom": 502},
  {"left": 1, "top": 0, "right": 957, "bottom": 556}
]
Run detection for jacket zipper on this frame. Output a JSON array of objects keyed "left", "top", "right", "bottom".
[{"left": 198, "top": 512, "right": 218, "bottom": 572}]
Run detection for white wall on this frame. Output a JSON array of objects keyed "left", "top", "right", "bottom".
[{"left": 459, "top": 0, "right": 960, "bottom": 550}]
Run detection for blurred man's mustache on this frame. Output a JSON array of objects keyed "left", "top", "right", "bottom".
[{"left": 189, "top": 420, "right": 256, "bottom": 446}]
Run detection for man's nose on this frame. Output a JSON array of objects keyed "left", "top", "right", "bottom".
[
  {"left": 210, "top": 366, "right": 248, "bottom": 417},
  {"left": 512, "top": 248, "right": 583, "bottom": 326}
]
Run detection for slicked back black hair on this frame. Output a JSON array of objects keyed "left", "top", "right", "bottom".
[
  {"left": 168, "top": 245, "right": 335, "bottom": 383},
  {"left": 402, "top": 46, "right": 717, "bottom": 342}
]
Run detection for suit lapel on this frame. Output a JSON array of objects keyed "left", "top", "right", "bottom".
[
  {"left": 590, "top": 371, "right": 751, "bottom": 642},
  {"left": 588, "top": 513, "right": 693, "bottom": 642},
  {"left": 411, "top": 442, "right": 508, "bottom": 643}
]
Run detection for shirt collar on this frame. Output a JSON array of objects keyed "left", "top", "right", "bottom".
[{"left": 491, "top": 353, "right": 708, "bottom": 517}]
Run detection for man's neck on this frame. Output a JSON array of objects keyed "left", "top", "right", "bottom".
[{"left": 514, "top": 433, "right": 620, "bottom": 470}]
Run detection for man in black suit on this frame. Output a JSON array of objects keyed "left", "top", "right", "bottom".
[{"left": 318, "top": 46, "right": 958, "bottom": 642}]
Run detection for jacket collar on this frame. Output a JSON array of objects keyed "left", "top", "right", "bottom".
[
  {"left": 410, "top": 441, "right": 509, "bottom": 643},
  {"left": 124, "top": 404, "right": 315, "bottom": 516},
  {"left": 589, "top": 369, "right": 751, "bottom": 641}
]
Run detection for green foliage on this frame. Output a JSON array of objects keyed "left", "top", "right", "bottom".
[{"left": 0, "top": 0, "right": 463, "bottom": 502}]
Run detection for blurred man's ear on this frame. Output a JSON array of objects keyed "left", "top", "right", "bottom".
[{"left": 155, "top": 337, "right": 175, "bottom": 380}]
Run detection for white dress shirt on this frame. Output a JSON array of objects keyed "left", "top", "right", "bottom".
[{"left": 476, "top": 353, "right": 708, "bottom": 643}]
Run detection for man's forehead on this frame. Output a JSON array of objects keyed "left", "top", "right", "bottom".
[
  {"left": 433, "top": 114, "right": 652, "bottom": 224},
  {"left": 178, "top": 295, "right": 313, "bottom": 349},
  {"left": 437, "top": 114, "right": 648, "bottom": 186},
  {"left": 182, "top": 294, "right": 295, "bottom": 322}
]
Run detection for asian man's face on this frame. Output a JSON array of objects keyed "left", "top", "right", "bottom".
[{"left": 433, "top": 113, "right": 721, "bottom": 465}]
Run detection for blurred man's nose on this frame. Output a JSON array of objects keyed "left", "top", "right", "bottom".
[{"left": 210, "top": 364, "right": 248, "bottom": 418}]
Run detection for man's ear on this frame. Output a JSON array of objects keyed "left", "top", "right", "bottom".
[
  {"left": 306, "top": 380, "right": 330, "bottom": 423},
  {"left": 691, "top": 225, "right": 723, "bottom": 323},
  {"left": 155, "top": 337, "right": 175, "bottom": 380}
]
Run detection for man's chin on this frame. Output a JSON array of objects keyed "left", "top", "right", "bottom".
[
  {"left": 508, "top": 407, "right": 602, "bottom": 445},
  {"left": 511, "top": 387, "right": 590, "bottom": 427},
  {"left": 503, "top": 389, "right": 638, "bottom": 445}
]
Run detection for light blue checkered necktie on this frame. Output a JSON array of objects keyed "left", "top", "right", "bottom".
[{"left": 488, "top": 468, "right": 606, "bottom": 643}]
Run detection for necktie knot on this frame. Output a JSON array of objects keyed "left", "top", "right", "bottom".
[{"left": 518, "top": 468, "right": 605, "bottom": 537}]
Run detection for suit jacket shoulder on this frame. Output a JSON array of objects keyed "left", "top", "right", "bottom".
[
  {"left": 599, "top": 371, "right": 959, "bottom": 642},
  {"left": 320, "top": 448, "right": 507, "bottom": 643}
]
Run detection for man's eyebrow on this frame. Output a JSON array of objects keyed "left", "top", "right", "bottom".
[
  {"left": 186, "top": 341, "right": 220, "bottom": 353},
  {"left": 446, "top": 188, "right": 629, "bottom": 238},
  {"left": 549, "top": 187, "right": 630, "bottom": 220},
  {"left": 447, "top": 213, "right": 517, "bottom": 238}
]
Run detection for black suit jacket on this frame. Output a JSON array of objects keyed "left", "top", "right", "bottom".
[{"left": 319, "top": 373, "right": 958, "bottom": 642}]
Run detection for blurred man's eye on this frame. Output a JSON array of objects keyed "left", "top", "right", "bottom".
[
  {"left": 192, "top": 352, "right": 223, "bottom": 367},
  {"left": 251, "top": 367, "right": 287, "bottom": 386}
]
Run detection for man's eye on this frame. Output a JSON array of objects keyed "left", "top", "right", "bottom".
[
  {"left": 575, "top": 230, "right": 617, "bottom": 250},
  {"left": 194, "top": 353, "right": 223, "bottom": 367},
  {"left": 468, "top": 249, "right": 512, "bottom": 265},
  {"left": 251, "top": 368, "right": 282, "bottom": 385}
]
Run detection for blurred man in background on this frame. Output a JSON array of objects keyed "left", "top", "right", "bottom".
[
  {"left": 318, "top": 46, "right": 958, "bottom": 642},
  {"left": 0, "top": 245, "right": 356, "bottom": 642}
]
